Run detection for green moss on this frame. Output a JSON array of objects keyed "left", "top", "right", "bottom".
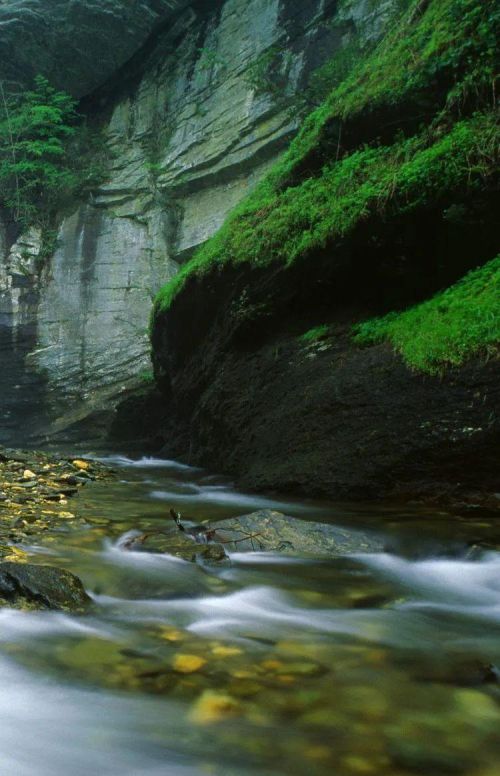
[
  {"left": 300, "top": 325, "right": 330, "bottom": 343},
  {"left": 154, "top": 111, "right": 498, "bottom": 315},
  {"left": 354, "top": 256, "right": 500, "bottom": 373},
  {"left": 138, "top": 369, "right": 155, "bottom": 384},
  {"left": 152, "top": 0, "right": 499, "bottom": 327},
  {"left": 324, "top": 0, "right": 498, "bottom": 120},
  {"left": 272, "top": 0, "right": 498, "bottom": 186}
]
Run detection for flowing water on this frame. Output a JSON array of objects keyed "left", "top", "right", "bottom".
[{"left": 2, "top": 455, "right": 500, "bottom": 776}]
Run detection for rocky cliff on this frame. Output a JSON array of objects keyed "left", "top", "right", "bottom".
[
  {"left": 150, "top": 0, "right": 499, "bottom": 503},
  {"left": 0, "top": 0, "right": 399, "bottom": 442},
  {"left": 0, "top": 0, "right": 192, "bottom": 97}
]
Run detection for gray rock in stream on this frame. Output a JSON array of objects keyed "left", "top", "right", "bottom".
[
  {"left": 207, "top": 510, "right": 383, "bottom": 556},
  {"left": 135, "top": 509, "right": 382, "bottom": 561},
  {"left": 0, "top": 562, "right": 91, "bottom": 612}
]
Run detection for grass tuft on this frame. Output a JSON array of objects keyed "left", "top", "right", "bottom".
[
  {"left": 354, "top": 256, "right": 500, "bottom": 373},
  {"left": 299, "top": 325, "right": 330, "bottom": 343}
]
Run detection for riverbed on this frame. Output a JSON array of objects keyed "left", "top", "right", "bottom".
[{"left": 2, "top": 455, "right": 500, "bottom": 775}]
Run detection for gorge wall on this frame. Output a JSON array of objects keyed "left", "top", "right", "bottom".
[
  {"left": 0, "top": 0, "right": 399, "bottom": 443},
  {"left": 149, "top": 0, "right": 499, "bottom": 503}
]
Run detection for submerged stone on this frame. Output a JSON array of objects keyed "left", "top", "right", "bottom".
[{"left": 189, "top": 690, "right": 242, "bottom": 725}]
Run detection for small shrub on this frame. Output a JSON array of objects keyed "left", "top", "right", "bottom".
[{"left": 0, "top": 75, "right": 108, "bottom": 234}]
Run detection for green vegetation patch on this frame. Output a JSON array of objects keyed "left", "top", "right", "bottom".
[
  {"left": 354, "top": 256, "right": 500, "bottom": 373},
  {"left": 0, "top": 75, "right": 107, "bottom": 235},
  {"left": 299, "top": 325, "right": 331, "bottom": 344},
  {"left": 271, "top": 0, "right": 499, "bottom": 188},
  {"left": 153, "top": 0, "right": 499, "bottom": 324},
  {"left": 154, "top": 110, "right": 498, "bottom": 316}
]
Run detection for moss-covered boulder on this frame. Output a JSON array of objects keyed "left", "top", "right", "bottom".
[{"left": 150, "top": 0, "right": 499, "bottom": 504}]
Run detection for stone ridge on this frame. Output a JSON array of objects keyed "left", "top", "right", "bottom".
[{"left": 0, "top": 0, "right": 193, "bottom": 97}]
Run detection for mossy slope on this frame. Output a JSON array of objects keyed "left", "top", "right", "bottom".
[
  {"left": 355, "top": 256, "right": 500, "bottom": 373},
  {"left": 153, "top": 0, "right": 499, "bottom": 370}
]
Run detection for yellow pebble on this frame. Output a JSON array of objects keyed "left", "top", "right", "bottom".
[
  {"left": 211, "top": 645, "right": 243, "bottom": 658},
  {"left": 3, "top": 546, "right": 28, "bottom": 563},
  {"left": 261, "top": 659, "right": 283, "bottom": 671},
  {"left": 159, "top": 627, "right": 185, "bottom": 642},
  {"left": 23, "top": 470, "right": 36, "bottom": 480},
  {"left": 72, "top": 460, "right": 90, "bottom": 471},
  {"left": 304, "top": 746, "right": 331, "bottom": 761},
  {"left": 189, "top": 691, "right": 241, "bottom": 725},
  {"left": 341, "top": 755, "right": 377, "bottom": 774},
  {"left": 173, "top": 654, "right": 207, "bottom": 673},
  {"left": 277, "top": 674, "right": 296, "bottom": 684}
]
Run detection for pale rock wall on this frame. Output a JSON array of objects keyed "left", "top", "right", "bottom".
[
  {"left": 0, "top": 227, "right": 41, "bottom": 328},
  {"left": 0, "top": 0, "right": 400, "bottom": 438}
]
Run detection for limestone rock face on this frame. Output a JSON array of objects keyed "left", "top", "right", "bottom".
[
  {"left": 0, "top": 0, "right": 193, "bottom": 97},
  {"left": 0, "top": 0, "right": 400, "bottom": 440},
  {"left": 0, "top": 228, "right": 41, "bottom": 327}
]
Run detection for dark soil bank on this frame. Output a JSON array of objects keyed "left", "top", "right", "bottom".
[{"left": 122, "top": 263, "right": 500, "bottom": 507}]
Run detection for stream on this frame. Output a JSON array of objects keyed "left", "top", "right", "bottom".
[{"left": 2, "top": 455, "right": 500, "bottom": 775}]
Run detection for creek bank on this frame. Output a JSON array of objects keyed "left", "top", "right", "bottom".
[
  {"left": 0, "top": 447, "right": 112, "bottom": 610},
  {"left": 149, "top": 300, "right": 500, "bottom": 508},
  {"left": 149, "top": 0, "right": 498, "bottom": 511}
]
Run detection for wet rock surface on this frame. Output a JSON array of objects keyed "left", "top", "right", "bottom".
[
  {"left": 206, "top": 509, "right": 383, "bottom": 556},
  {"left": 125, "top": 508, "right": 383, "bottom": 562},
  {"left": 0, "top": 562, "right": 90, "bottom": 611},
  {"left": 153, "top": 270, "right": 500, "bottom": 507}
]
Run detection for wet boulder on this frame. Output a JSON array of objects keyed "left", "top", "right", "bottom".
[
  {"left": 206, "top": 509, "right": 383, "bottom": 556},
  {"left": 122, "top": 509, "right": 382, "bottom": 563},
  {"left": 0, "top": 562, "right": 91, "bottom": 612}
]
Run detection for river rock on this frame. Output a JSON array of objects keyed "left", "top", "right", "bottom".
[
  {"left": 124, "top": 529, "right": 229, "bottom": 565},
  {"left": 0, "top": 562, "right": 91, "bottom": 612},
  {"left": 136, "top": 509, "right": 382, "bottom": 561},
  {"left": 205, "top": 510, "right": 383, "bottom": 556}
]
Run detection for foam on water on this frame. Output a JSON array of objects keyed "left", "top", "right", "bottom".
[
  {"left": 93, "top": 585, "right": 393, "bottom": 643},
  {"left": 0, "top": 655, "right": 201, "bottom": 776},
  {"left": 95, "top": 455, "right": 198, "bottom": 471},
  {"left": 150, "top": 484, "right": 323, "bottom": 515},
  {"left": 0, "top": 608, "right": 115, "bottom": 641},
  {"left": 358, "top": 550, "right": 500, "bottom": 606}
]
